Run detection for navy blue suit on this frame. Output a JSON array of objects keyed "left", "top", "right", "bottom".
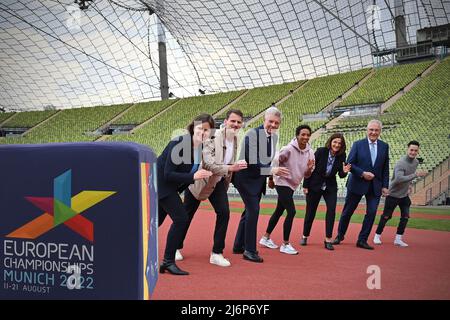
[
  {"left": 337, "top": 138, "right": 389, "bottom": 242},
  {"left": 233, "top": 125, "right": 277, "bottom": 253},
  {"left": 157, "top": 134, "right": 196, "bottom": 262}
]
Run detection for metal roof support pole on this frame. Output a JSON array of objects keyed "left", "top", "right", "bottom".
[
  {"left": 394, "top": 0, "right": 408, "bottom": 48},
  {"left": 157, "top": 15, "right": 169, "bottom": 100}
]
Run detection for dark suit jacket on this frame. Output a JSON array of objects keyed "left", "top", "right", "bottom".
[
  {"left": 303, "top": 147, "right": 347, "bottom": 193},
  {"left": 232, "top": 125, "right": 277, "bottom": 196},
  {"left": 346, "top": 138, "right": 389, "bottom": 197},
  {"left": 157, "top": 134, "right": 196, "bottom": 199}
]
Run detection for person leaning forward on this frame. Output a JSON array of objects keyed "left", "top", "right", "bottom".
[
  {"left": 232, "top": 106, "right": 290, "bottom": 263},
  {"left": 177, "top": 109, "right": 248, "bottom": 267}
]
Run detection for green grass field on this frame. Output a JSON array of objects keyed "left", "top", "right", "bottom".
[
  {"left": 250, "top": 207, "right": 450, "bottom": 232},
  {"left": 200, "top": 197, "right": 450, "bottom": 232}
]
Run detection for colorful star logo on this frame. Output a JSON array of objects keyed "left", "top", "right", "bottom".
[{"left": 7, "top": 169, "right": 116, "bottom": 242}]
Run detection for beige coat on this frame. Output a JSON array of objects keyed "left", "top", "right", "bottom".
[{"left": 188, "top": 127, "right": 238, "bottom": 200}]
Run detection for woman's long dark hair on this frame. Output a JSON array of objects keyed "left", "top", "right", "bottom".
[{"left": 325, "top": 133, "right": 346, "bottom": 156}]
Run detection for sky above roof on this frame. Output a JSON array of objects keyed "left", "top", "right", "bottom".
[{"left": 0, "top": 0, "right": 449, "bottom": 111}]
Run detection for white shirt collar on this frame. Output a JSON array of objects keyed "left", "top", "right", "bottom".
[{"left": 368, "top": 138, "right": 378, "bottom": 145}]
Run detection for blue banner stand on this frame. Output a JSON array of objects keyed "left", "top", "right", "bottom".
[{"left": 0, "top": 142, "right": 158, "bottom": 299}]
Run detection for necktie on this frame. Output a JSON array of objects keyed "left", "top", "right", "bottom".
[
  {"left": 190, "top": 147, "right": 201, "bottom": 173},
  {"left": 326, "top": 154, "right": 334, "bottom": 176},
  {"left": 267, "top": 135, "right": 272, "bottom": 158},
  {"left": 370, "top": 142, "right": 376, "bottom": 166},
  {"left": 322, "top": 153, "right": 334, "bottom": 190},
  {"left": 189, "top": 163, "right": 199, "bottom": 174}
]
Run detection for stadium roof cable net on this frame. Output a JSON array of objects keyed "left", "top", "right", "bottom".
[{"left": 0, "top": 0, "right": 449, "bottom": 111}]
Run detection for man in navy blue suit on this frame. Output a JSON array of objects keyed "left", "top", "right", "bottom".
[
  {"left": 333, "top": 119, "right": 389, "bottom": 250},
  {"left": 232, "top": 107, "right": 290, "bottom": 262}
]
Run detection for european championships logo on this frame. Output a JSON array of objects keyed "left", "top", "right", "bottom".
[{"left": 7, "top": 169, "right": 116, "bottom": 242}]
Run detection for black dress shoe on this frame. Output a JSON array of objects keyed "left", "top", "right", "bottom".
[
  {"left": 324, "top": 241, "right": 334, "bottom": 251},
  {"left": 233, "top": 247, "right": 245, "bottom": 254},
  {"left": 243, "top": 250, "right": 263, "bottom": 263},
  {"left": 300, "top": 237, "right": 308, "bottom": 246},
  {"left": 332, "top": 235, "right": 344, "bottom": 245},
  {"left": 356, "top": 241, "right": 374, "bottom": 250},
  {"left": 160, "top": 261, "right": 189, "bottom": 275}
]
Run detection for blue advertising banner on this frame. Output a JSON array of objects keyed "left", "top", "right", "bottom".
[{"left": 0, "top": 142, "right": 158, "bottom": 299}]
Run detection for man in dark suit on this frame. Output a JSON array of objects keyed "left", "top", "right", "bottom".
[
  {"left": 232, "top": 107, "right": 289, "bottom": 262},
  {"left": 333, "top": 120, "right": 389, "bottom": 250}
]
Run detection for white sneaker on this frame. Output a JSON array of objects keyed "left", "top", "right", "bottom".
[
  {"left": 259, "top": 236, "right": 278, "bottom": 249},
  {"left": 280, "top": 243, "right": 299, "bottom": 255},
  {"left": 394, "top": 236, "right": 409, "bottom": 247},
  {"left": 373, "top": 234, "right": 382, "bottom": 245},
  {"left": 209, "top": 253, "right": 231, "bottom": 267},
  {"left": 175, "top": 249, "right": 183, "bottom": 261}
]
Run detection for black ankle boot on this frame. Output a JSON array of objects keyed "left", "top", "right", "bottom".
[
  {"left": 300, "top": 237, "right": 307, "bottom": 246},
  {"left": 160, "top": 261, "right": 189, "bottom": 275},
  {"left": 332, "top": 235, "right": 344, "bottom": 245},
  {"left": 324, "top": 241, "right": 334, "bottom": 251}
]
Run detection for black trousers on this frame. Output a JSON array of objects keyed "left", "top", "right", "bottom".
[
  {"left": 233, "top": 190, "right": 262, "bottom": 254},
  {"left": 158, "top": 192, "right": 189, "bottom": 263},
  {"left": 266, "top": 185, "right": 296, "bottom": 242},
  {"left": 180, "top": 179, "right": 230, "bottom": 254},
  {"left": 303, "top": 187, "right": 337, "bottom": 239},
  {"left": 376, "top": 195, "right": 411, "bottom": 235}
]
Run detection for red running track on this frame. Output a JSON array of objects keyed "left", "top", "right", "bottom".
[{"left": 152, "top": 209, "right": 450, "bottom": 300}]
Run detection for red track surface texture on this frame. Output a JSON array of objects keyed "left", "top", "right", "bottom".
[{"left": 152, "top": 209, "right": 450, "bottom": 300}]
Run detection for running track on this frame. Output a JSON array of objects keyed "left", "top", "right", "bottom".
[{"left": 152, "top": 209, "right": 450, "bottom": 300}]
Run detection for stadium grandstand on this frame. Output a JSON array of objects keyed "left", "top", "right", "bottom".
[{"left": 1, "top": 0, "right": 448, "bottom": 206}]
